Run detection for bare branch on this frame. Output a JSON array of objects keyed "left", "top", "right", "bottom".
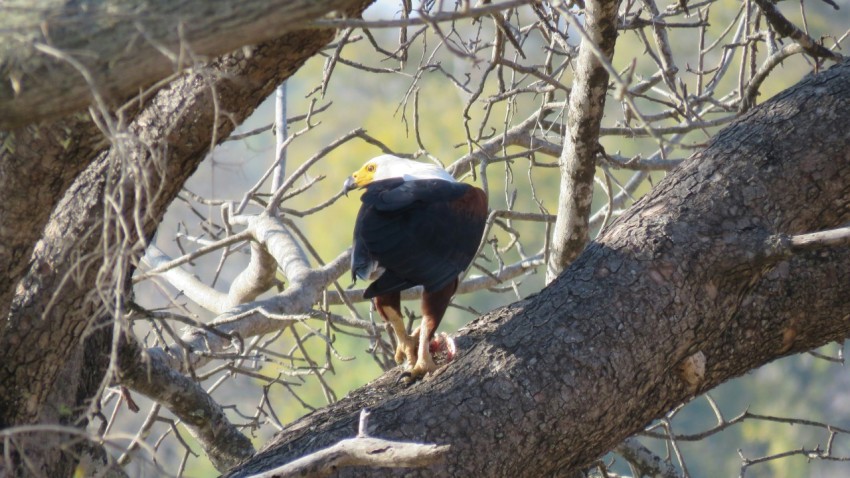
[
  {"left": 615, "top": 437, "right": 682, "bottom": 478},
  {"left": 117, "top": 336, "right": 255, "bottom": 471},
  {"left": 752, "top": 0, "right": 843, "bottom": 61},
  {"left": 790, "top": 225, "right": 850, "bottom": 250},
  {"left": 245, "top": 428, "right": 449, "bottom": 478},
  {"left": 547, "top": 2, "right": 619, "bottom": 282},
  {"left": 135, "top": 231, "right": 252, "bottom": 283},
  {"left": 308, "top": 0, "right": 534, "bottom": 29}
]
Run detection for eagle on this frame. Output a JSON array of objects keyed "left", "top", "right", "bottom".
[{"left": 344, "top": 155, "right": 488, "bottom": 381}]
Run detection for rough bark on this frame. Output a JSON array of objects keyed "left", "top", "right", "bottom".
[
  {"left": 0, "top": 0, "right": 365, "bottom": 128},
  {"left": 0, "top": 1, "right": 374, "bottom": 474},
  {"left": 225, "top": 60, "right": 850, "bottom": 477},
  {"left": 117, "top": 336, "right": 255, "bottom": 471},
  {"left": 0, "top": 115, "right": 104, "bottom": 321},
  {"left": 2, "top": 26, "right": 334, "bottom": 427},
  {"left": 547, "top": 0, "right": 619, "bottom": 281}
]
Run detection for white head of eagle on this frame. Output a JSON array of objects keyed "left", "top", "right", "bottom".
[
  {"left": 343, "top": 155, "right": 487, "bottom": 380},
  {"left": 343, "top": 154, "right": 455, "bottom": 191}
]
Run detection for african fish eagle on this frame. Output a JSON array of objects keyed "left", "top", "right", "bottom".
[{"left": 343, "top": 155, "right": 488, "bottom": 380}]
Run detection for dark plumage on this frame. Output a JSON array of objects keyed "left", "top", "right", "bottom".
[
  {"left": 344, "top": 156, "right": 487, "bottom": 380},
  {"left": 353, "top": 178, "right": 486, "bottom": 298}
]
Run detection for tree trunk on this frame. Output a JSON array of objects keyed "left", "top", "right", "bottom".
[
  {"left": 225, "top": 60, "right": 850, "bottom": 477},
  {"left": 0, "top": 2, "right": 374, "bottom": 474}
]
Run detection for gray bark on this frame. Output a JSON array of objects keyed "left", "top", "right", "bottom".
[
  {"left": 547, "top": 0, "right": 619, "bottom": 281},
  {"left": 0, "top": 1, "right": 374, "bottom": 474},
  {"left": 117, "top": 337, "right": 255, "bottom": 471},
  {"left": 225, "top": 60, "right": 850, "bottom": 477},
  {"left": 0, "top": 0, "right": 364, "bottom": 128}
]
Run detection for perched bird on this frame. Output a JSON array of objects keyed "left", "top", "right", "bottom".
[{"left": 344, "top": 155, "right": 487, "bottom": 380}]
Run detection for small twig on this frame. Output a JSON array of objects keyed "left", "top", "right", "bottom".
[
  {"left": 752, "top": 0, "right": 842, "bottom": 61},
  {"left": 135, "top": 230, "right": 252, "bottom": 283},
  {"left": 789, "top": 226, "right": 850, "bottom": 250},
  {"left": 223, "top": 103, "right": 332, "bottom": 142}
]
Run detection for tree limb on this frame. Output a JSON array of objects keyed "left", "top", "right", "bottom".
[
  {"left": 547, "top": 0, "right": 619, "bottom": 281},
  {"left": 0, "top": 0, "right": 369, "bottom": 127},
  {"left": 245, "top": 410, "right": 449, "bottom": 478},
  {"left": 117, "top": 336, "right": 255, "bottom": 471},
  {"left": 246, "top": 437, "right": 449, "bottom": 478},
  {"left": 789, "top": 225, "right": 850, "bottom": 250}
]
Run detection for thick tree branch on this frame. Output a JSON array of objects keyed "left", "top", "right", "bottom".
[
  {"left": 117, "top": 336, "right": 255, "bottom": 471},
  {"left": 228, "top": 242, "right": 279, "bottom": 306},
  {"left": 0, "top": 0, "right": 368, "bottom": 127},
  {"left": 0, "top": 115, "right": 103, "bottom": 320},
  {"left": 141, "top": 245, "right": 232, "bottom": 313},
  {"left": 135, "top": 231, "right": 253, "bottom": 283}
]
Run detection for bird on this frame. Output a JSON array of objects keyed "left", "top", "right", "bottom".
[{"left": 344, "top": 155, "right": 487, "bottom": 381}]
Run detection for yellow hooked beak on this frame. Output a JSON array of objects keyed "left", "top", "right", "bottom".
[{"left": 343, "top": 162, "right": 377, "bottom": 195}]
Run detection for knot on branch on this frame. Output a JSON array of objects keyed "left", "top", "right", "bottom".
[{"left": 677, "top": 351, "right": 706, "bottom": 393}]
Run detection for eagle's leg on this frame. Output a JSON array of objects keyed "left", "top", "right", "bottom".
[
  {"left": 410, "top": 279, "right": 458, "bottom": 379},
  {"left": 374, "top": 293, "right": 417, "bottom": 367}
]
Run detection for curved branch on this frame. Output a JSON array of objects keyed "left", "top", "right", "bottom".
[
  {"left": 141, "top": 245, "right": 231, "bottom": 313},
  {"left": 751, "top": 0, "right": 843, "bottom": 62}
]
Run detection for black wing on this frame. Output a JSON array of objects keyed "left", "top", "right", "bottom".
[{"left": 351, "top": 178, "right": 487, "bottom": 299}]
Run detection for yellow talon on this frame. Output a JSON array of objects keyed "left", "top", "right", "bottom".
[{"left": 393, "top": 334, "right": 418, "bottom": 367}]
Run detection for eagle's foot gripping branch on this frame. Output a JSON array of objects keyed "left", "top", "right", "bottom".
[
  {"left": 411, "top": 349, "right": 438, "bottom": 378},
  {"left": 398, "top": 332, "right": 457, "bottom": 385},
  {"left": 393, "top": 330, "right": 419, "bottom": 367}
]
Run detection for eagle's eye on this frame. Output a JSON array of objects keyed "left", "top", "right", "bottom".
[{"left": 366, "top": 164, "right": 376, "bottom": 173}]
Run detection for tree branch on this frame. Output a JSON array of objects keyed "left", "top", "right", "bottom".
[
  {"left": 615, "top": 437, "right": 681, "bottom": 478},
  {"left": 308, "top": 0, "right": 533, "bottom": 29},
  {"left": 0, "top": 0, "right": 369, "bottom": 127},
  {"left": 141, "top": 245, "right": 231, "bottom": 313},
  {"left": 547, "top": 1, "right": 619, "bottom": 281},
  {"left": 117, "top": 337, "right": 255, "bottom": 471},
  {"left": 789, "top": 225, "right": 850, "bottom": 250},
  {"left": 245, "top": 409, "right": 449, "bottom": 478},
  {"left": 751, "top": 0, "right": 843, "bottom": 62},
  {"left": 247, "top": 436, "right": 449, "bottom": 478},
  {"left": 135, "top": 230, "right": 253, "bottom": 283}
]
